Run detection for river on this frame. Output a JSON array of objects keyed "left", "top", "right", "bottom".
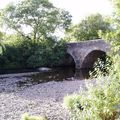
[{"left": 0, "top": 67, "right": 93, "bottom": 88}]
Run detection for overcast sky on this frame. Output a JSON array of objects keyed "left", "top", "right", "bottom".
[{"left": 0, "top": 0, "right": 113, "bottom": 23}]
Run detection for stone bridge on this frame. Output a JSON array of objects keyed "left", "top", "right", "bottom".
[{"left": 66, "top": 39, "right": 110, "bottom": 69}]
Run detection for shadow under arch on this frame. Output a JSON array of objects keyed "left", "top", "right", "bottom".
[
  {"left": 81, "top": 50, "right": 106, "bottom": 69},
  {"left": 64, "top": 53, "right": 76, "bottom": 67}
]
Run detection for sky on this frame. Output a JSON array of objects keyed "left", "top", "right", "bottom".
[{"left": 0, "top": 0, "right": 114, "bottom": 23}]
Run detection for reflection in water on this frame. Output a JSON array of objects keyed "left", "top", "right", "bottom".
[
  {"left": 74, "top": 69, "right": 90, "bottom": 80},
  {"left": 31, "top": 67, "right": 91, "bottom": 82},
  {"left": 16, "top": 67, "right": 91, "bottom": 87}
]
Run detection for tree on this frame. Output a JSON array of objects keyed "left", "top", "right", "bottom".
[
  {"left": 1, "top": 0, "right": 72, "bottom": 43},
  {"left": 100, "top": 0, "right": 120, "bottom": 56},
  {"left": 65, "top": 14, "right": 112, "bottom": 42},
  {"left": 0, "top": 31, "right": 5, "bottom": 53}
]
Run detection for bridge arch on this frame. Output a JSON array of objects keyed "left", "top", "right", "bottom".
[
  {"left": 81, "top": 50, "right": 106, "bottom": 68},
  {"left": 65, "top": 53, "right": 75, "bottom": 67},
  {"left": 66, "top": 39, "right": 110, "bottom": 69}
]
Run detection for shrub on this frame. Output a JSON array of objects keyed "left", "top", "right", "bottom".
[
  {"left": 26, "top": 40, "right": 66, "bottom": 68},
  {"left": 0, "top": 35, "right": 66, "bottom": 69},
  {"left": 63, "top": 56, "right": 120, "bottom": 120},
  {"left": 63, "top": 95, "right": 82, "bottom": 110}
]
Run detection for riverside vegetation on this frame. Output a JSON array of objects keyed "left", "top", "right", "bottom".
[
  {"left": 63, "top": 56, "right": 120, "bottom": 120},
  {"left": 0, "top": 0, "right": 120, "bottom": 120}
]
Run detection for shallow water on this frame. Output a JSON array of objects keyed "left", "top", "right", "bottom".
[
  {"left": 15, "top": 67, "right": 91, "bottom": 87},
  {"left": 0, "top": 67, "right": 92, "bottom": 88}
]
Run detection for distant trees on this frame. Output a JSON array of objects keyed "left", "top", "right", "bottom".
[{"left": 65, "top": 14, "right": 112, "bottom": 42}]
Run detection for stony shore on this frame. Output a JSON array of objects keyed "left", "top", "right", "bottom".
[{"left": 0, "top": 72, "right": 94, "bottom": 120}]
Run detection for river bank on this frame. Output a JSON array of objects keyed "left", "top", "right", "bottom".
[{"left": 0, "top": 72, "right": 94, "bottom": 120}]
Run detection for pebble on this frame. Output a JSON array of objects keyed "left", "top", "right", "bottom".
[{"left": 0, "top": 72, "right": 94, "bottom": 120}]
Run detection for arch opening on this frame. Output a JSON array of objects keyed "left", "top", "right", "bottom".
[
  {"left": 64, "top": 53, "right": 75, "bottom": 67},
  {"left": 81, "top": 50, "right": 106, "bottom": 69}
]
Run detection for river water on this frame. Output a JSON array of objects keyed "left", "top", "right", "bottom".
[
  {"left": 33, "top": 67, "right": 91, "bottom": 81},
  {"left": 0, "top": 67, "right": 92, "bottom": 87}
]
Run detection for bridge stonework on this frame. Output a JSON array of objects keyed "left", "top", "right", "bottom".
[{"left": 66, "top": 39, "right": 110, "bottom": 69}]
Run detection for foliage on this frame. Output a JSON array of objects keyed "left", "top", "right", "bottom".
[
  {"left": 100, "top": 1, "right": 120, "bottom": 56},
  {"left": 63, "top": 95, "right": 82, "bottom": 110},
  {"left": 0, "top": 31, "right": 5, "bottom": 53},
  {"left": 21, "top": 113, "right": 47, "bottom": 120},
  {"left": 90, "top": 57, "right": 112, "bottom": 78},
  {"left": 0, "top": 0, "right": 71, "bottom": 70},
  {"left": 0, "top": 34, "right": 66, "bottom": 69},
  {"left": 63, "top": 3, "right": 120, "bottom": 119},
  {"left": 26, "top": 38, "right": 66, "bottom": 68},
  {"left": 63, "top": 56, "right": 120, "bottom": 120},
  {"left": 64, "top": 14, "right": 112, "bottom": 42},
  {"left": 1, "top": 0, "right": 71, "bottom": 43}
]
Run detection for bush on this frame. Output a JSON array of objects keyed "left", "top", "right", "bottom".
[
  {"left": 63, "top": 56, "right": 120, "bottom": 120},
  {"left": 0, "top": 35, "right": 66, "bottom": 69},
  {"left": 63, "top": 95, "right": 82, "bottom": 110},
  {"left": 26, "top": 39, "right": 66, "bottom": 68}
]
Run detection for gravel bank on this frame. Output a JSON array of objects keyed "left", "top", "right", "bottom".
[{"left": 0, "top": 72, "right": 94, "bottom": 120}]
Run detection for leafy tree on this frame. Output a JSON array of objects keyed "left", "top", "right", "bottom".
[
  {"left": 100, "top": 0, "right": 120, "bottom": 56},
  {"left": 65, "top": 14, "right": 112, "bottom": 42},
  {"left": 1, "top": 0, "right": 71, "bottom": 43},
  {"left": 0, "top": 0, "right": 71, "bottom": 69},
  {"left": 0, "top": 31, "right": 5, "bottom": 53}
]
